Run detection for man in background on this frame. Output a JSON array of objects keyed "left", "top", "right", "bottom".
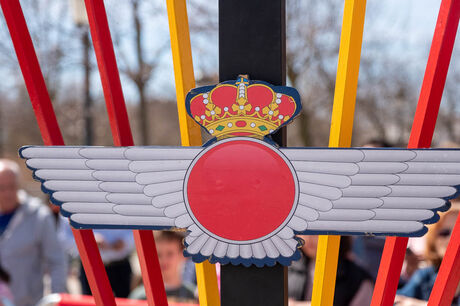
[
  {"left": 130, "top": 231, "right": 196, "bottom": 302},
  {"left": 0, "top": 159, "right": 67, "bottom": 306}
]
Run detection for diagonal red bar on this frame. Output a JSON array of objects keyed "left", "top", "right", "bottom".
[
  {"left": 371, "top": 0, "right": 460, "bottom": 305},
  {"left": 0, "top": 1, "right": 116, "bottom": 306},
  {"left": 83, "top": 0, "right": 168, "bottom": 305},
  {"left": 428, "top": 215, "right": 460, "bottom": 305}
]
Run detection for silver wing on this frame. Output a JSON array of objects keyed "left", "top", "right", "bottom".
[
  {"left": 281, "top": 148, "right": 460, "bottom": 236},
  {"left": 20, "top": 146, "right": 202, "bottom": 229}
]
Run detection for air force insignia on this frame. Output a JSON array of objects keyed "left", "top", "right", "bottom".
[{"left": 20, "top": 76, "right": 460, "bottom": 267}]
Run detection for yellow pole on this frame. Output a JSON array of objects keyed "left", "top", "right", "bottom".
[
  {"left": 311, "top": 1, "right": 366, "bottom": 305},
  {"left": 166, "top": 0, "right": 220, "bottom": 305}
]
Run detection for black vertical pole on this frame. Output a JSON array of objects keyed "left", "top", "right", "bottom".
[{"left": 219, "top": 1, "right": 287, "bottom": 305}]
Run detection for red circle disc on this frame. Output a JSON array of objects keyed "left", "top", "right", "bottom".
[{"left": 186, "top": 139, "right": 296, "bottom": 241}]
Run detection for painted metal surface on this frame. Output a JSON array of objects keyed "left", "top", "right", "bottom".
[
  {"left": 21, "top": 128, "right": 460, "bottom": 267},
  {"left": 83, "top": 1, "right": 168, "bottom": 304},
  {"left": 311, "top": 1, "right": 366, "bottom": 304}
]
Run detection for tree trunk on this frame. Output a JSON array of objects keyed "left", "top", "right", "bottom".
[
  {"left": 133, "top": 0, "right": 149, "bottom": 145},
  {"left": 298, "top": 109, "right": 312, "bottom": 146}
]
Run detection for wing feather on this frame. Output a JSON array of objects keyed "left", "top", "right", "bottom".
[
  {"left": 341, "top": 186, "right": 391, "bottom": 197},
  {"left": 164, "top": 203, "right": 188, "bottom": 218},
  {"left": 332, "top": 198, "right": 383, "bottom": 209},
  {"left": 112, "top": 205, "right": 165, "bottom": 216},
  {"left": 79, "top": 147, "right": 126, "bottom": 159},
  {"left": 214, "top": 241, "right": 229, "bottom": 258},
  {"left": 291, "top": 162, "right": 359, "bottom": 175},
  {"left": 107, "top": 193, "right": 151, "bottom": 205},
  {"left": 380, "top": 197, "right": 445, "bottom": 209},
  {"left": 405, "top": 162, "right": 460, "bottom": 174},
  {"left": 92, "top": 171, "right": 136, "bottom": 182},
  {"left": 22, "top": 146, "right": 82, "bottom": 158},
  {"left": 240, "top": 245, "right": 253, "bottom": 259},
  {"left": 297, "top": 172, "right": 351, "bottom": 188},
  {"left": 350, "top": 174, "right": 400, "bottom": 185},
  {"left": 86, "top": 159, "right": 130, "bottom": 170},
  {"left": 251, "top": 243, "right": 266, "bottom": 259},
  {"left": 298, "top": 194, "right": 332, "bottom": 211},
  {"left": 36, "top": 169, "right": 96, "bottom": 180},
  {"left": 261, "top": 239, "right": 280, "bottom": 259},
  {"left": 318, "top": 209, "right": 375, "bottom": 221},
  {"left": 410, "top": 150, "right": 460, "bottom": 162},
  {"left": 99, "top": 182, "right": 144, "bottom": 193},
  {"left": 371, "top": 209, "right": 434, "bottom": 221},
  {"left": 389, "top": 186, "right": 457, "bottom": 198},
  {"left": 294, "top": 205, "right": 319, "bottom": 221},
  {"left": 356, "top": 162, "right": 408, "bottom": 174},
  {"left": 151, "top": 192, "right": 184, "bottom": 208},
  {"left": 44, "top": 180, "right": 101, "bottom": 191},
  {"left": 299, "top": 182, "right": 341, "bottom": 200},
  {"left": 61, "top": 202, "right": 115, "bottom": 214},
  {"left": 129, "top": 160, "right": 191, "bottom": 172},
  {"left": 396, "top": 174, "right": 460, "bottom": 185},
  {"left": 136, "top": 171, "right": 187, "bottom": 184},
  {"left": 202, "top": 238, "right": 219, "bottom": 257},
  {"left": 53, "top": 191, "right": 108, "bottom": 203},
  {"left": 143, "top": 180, "right": 183, "bottom": 197},
  {"left": 28, "top": 159, "right": 88, "bottom": 169}
]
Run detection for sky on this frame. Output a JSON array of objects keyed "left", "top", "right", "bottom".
[
  {"left": 140, "top": 0, "right": 459, "bottom": 103},
  {"left": 0, "top": 0, "right": 458, "bottom": 105}
]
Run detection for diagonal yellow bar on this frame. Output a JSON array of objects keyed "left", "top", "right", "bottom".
[
  {"left": 166, "top": 0, "right": 220, "bottom": 305},
  {"left": 311, "top": 1, "right": 367, "bottom": 305},
  {"left": 166, "top": 0, "right": 202, "bottom": 147}
]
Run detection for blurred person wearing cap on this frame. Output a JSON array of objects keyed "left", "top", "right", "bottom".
[{"left": 0, "top": 159, "right": 67, "bottom": 306}]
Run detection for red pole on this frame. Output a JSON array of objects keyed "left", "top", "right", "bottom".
[
  {"left": 428, "top": 216, "right": 460, "bottom": 305},
  {"left": 371, "top": 0, "right": 460, "bottom": 305},
  {"left": 83, "top": 0, "right": 168, "bottom": 305},
  {"left": 0, "top": 1, "right": 116, "bottom": 305}
]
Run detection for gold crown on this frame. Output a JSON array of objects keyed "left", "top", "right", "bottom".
[{"left": 186, "top": 75, "right": 300, "bottom": 139}]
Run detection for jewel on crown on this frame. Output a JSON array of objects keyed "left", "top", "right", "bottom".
[{"left": 186, "top": 75, "right": 301, "bottom": 139}]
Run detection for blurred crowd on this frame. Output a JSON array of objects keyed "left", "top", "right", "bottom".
[{"left": 0, "top": 140, "right": 459, "bottom": 306}]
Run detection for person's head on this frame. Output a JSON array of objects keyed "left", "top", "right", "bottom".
[
  {"left": 425, "top": 202, "right": 460, "bottom": 268},
  {"left": 0, "top": 159, "right": 20, "bottom": 213},
  {"left": 154, "top": 231, "right": 186, "bottom": 280}
]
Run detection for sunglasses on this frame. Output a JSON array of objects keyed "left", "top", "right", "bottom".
[{"left": 438, "top": 229, "right": 452, "bottom": 237}]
